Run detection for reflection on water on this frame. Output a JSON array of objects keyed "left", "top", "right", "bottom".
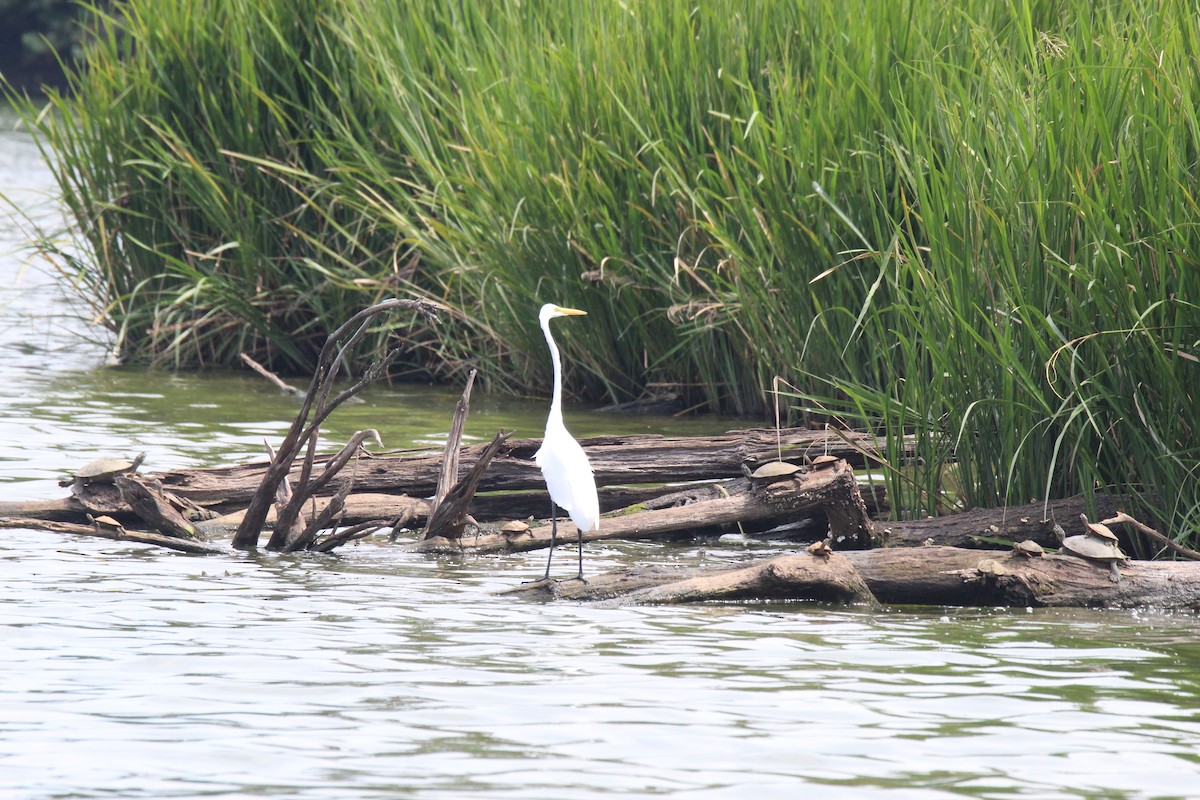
[{"left": 4, "top": 115, "right": 1200, "bottom": 800}]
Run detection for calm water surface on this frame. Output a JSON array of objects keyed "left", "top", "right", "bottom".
[{"left": 3, "top": 115, "right": 1200, "bottom": 800}]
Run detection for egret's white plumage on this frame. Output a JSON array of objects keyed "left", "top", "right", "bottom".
[{"left": 534, "top": 303, "right": 599, "bottom": 580}]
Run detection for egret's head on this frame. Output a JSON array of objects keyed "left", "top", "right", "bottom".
[{"left": 539, "top": 303, "right": 587, "bottom": 324}]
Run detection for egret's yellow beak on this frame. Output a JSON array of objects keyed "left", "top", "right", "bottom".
[{"left": 555, "top": 306, "right": 587, "bottom": 316}]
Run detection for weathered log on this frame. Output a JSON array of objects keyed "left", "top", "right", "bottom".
[
  {"left": 422, "top": 430, "right": 511, "bottom": 541},
  {"left": 0, "top": 482, "right": 760, "bottom": 528},
  {"left": 421, "top": 459, "right": 878, "bottom": 554},
  {"left": 0, "top": 516, "right": 228, "bottom": 555},
  {"left": 425, "top": 371, "right": 475, "bottom": 532},
  {"left": 115, "top": 476, "right": 199, "bottom": 540},
  {"left": 505, "top": 545, "right": 1200, "bottom": 609},
  {"left": 517, "top": 552, "right": 879, "bottom": 606},
  {"left": 879, "top": 494, "right": 1128, "bottom": 549},
  {"left": 195, "top": 492, "right": 429, "bottom": 537},
  {"left": 151, "top": 428, "right": 888, "bottom": 510},
  {"left": 0, "top": 497, "right": 89, "bottom": 521},
  {"left": 844, "top": 546, "right": 1200, "bottom": 608}
]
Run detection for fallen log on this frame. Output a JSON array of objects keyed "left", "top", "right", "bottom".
[
  {"left": 195, "top": 493, "right": 429, "bottom": 537},
  {"left": 115, "top": 476, "right": 199, "bottom": 540},
  {"left": 879, "top": 494, "right": 1128, "bottom": 549},
  {"left": 419, "top": 459, "right": 878, "bottom": 554},
  {"left": 149, "top": 428, "right": 888, "bottom": 510},
  {"left": 0, "top": 497, "right": 89, "bottom": 521},
  {"left": 506, "top": 545, "right": 1200, "bottom": 610},
  {"left": 0, "top": 484, "right": 684, "bottom": 529},
  {"left": 847, "top": 546, "right": 1200, "bottom": 608},
  {"left": 513, "top": 551, "right": 878, "bottom": 606},
  {"left": 1, "top": 516, "right": 228, "bottom": 555}
]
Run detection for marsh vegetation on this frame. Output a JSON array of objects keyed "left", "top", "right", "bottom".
[{"left": 11, "top": 0, "right": 1200, "bottom": 545}]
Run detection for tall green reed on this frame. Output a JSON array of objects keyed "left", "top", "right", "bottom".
[{"left": 12, "top": 0, "right": 1200, "bottom": 542}]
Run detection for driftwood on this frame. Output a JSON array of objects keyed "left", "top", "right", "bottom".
[
  {"left": 421, "top": 460, "right": 876, "bottom": 554},
  {"left": 268, "top": 428, "right": 384, "bottom": 552},
  {"left": 422, "top": 431, "right": 511, "bottom": 541},
  {"left": 512, "top": 551, "right": 878, "bottom": 606},
  {"left": 508, "top": 545, "right": 1200, "bottom": 610},
  {"left": 233, "top": 297, "right": 440, "bottom": 550},
  {"left": 115, "top": 476, "right": 199, "bottom": 540},
  {"left": 420, "top": 370, "right": 513, "bottom": 542},
  {"left": 1100, "top": 511, "right": 1200, "bottom": 561},
  {"left": 239, "top": 353, "right": 306, "bottom": 398},
  {"left": 147, "top": 428, "right": 888, "bottom": 511},
  {"left": 878, "top": 494, "right": 1128, "bottom": 549},
  {"left": 195, "top": 493, "right": 428, "bottom": 537},
  {"left": 6, "top": 314, "right": 1200, "bottom": 611},
  {"left": 0, "top": 516, "right": 227, "bottom": 555}
]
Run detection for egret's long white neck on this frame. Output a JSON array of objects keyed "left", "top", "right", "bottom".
[{"left": 541, "top": 316, "right": 565, "bottom": 428}]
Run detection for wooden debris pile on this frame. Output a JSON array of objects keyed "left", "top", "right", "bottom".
[{"left": 4, "top": 300, "right": 1200, "bottom": 609}]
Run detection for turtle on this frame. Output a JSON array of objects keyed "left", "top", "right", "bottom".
[
  {"left": 806, "top": 539, "right": 833, "bottom": 559},
  {"left": 749, "top": 461, "right": 802, "bottom": 482},
  {"left": 1079, "top": 513, "right": 1119, "bottom": 543},
  {"left": 809, "top": 454, "right": 839, "bottom": 469},
  {"left": 1059, "top": 531, "right": 1129, "bottom": 583},
  {"left": 501, "top": 520, "right": 530, "bottom": 535},
  {"left": 86, "top": 513, "right": 126, "bottom": 536},
  {"left": 1012, "top": 539, "right": 1045, "bottom": 558},
  {"left": 61, "top": 452, "right": 146, "bottom": 490}
]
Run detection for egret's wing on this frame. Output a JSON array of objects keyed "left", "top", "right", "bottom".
[{"left": 535, "top": 428, "right": 600, "bottom": 532}]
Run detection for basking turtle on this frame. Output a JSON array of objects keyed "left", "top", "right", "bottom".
[
  {"left": 1012, "top": 539, "right": 1045, "bottom": 558},
  {"left": 87, "top": 513, "right": 126, "bottom": 535},
  {"left": 806, "top": 539, "right": 833, "bottom": 559},
  {"left": 61, "top": 452, "right": 146, "bottom": 490},
  {"left": 1060, "top": 530, "right": 1129, "bottom": 583},
  {"left": 501, "top": 520, "right": 530, "bottom": 535},
  {"left": 749, "top": 461, "right": 802, "bottom": 482},
  {"left": 809, "top": 454, "right": 839, "bottom": 469},
  {"left": 1080, "top": 514, "right": 1119, "bottom": 543}
]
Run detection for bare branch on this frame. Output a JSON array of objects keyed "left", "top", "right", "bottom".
[
  {"left": 240, "top": 353, "right": 305, "bottom": 397},
  {"left": 423, "top": 370, "right": 477, "bottom": 539},
  {"left": 269, "top": 428, "right": 382, "bottom": 550},
  {"left": 1102, "top": 511, "right": 1200, "bottom": 561},
  {"left": 232, "top": 297, "right": 439, "bottom": 549},
  {"left": 312, "top": 519, "right": 395, "bottom": 552}
]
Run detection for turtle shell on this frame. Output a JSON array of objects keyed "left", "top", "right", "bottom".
[
  {"left": 750, "top": 461, "right": 802, "bottom": 480},
  {"left": 1080, "top": 514, "right": 1119, "bottom": 542},
  {"left": 501, "top": 520, "right": 530, "bottom": 534},
  {"left": 88, "top": 514, "right": 125, "bottom": 531},
  {"left": 1060, "top": 533, "right": 1126, "bottom": 562},
  {"left": 74, "top": 452, "right": 145, "bottom": 481},
  {"left": 1012, "top": 539, "right": 1045, "bottom": 557},
  {"left": 810, "top": 454, "right": 839, "bottom": 468},
  {"left": 806, "top": 539, "right": 833, "bottom": 558},
  {"left": 76, "top": 458, "right": 134, "bottom": 479}
]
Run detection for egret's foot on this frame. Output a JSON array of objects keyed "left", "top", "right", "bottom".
[
  {"left": 522, "top": 576, "right": 554, "bottom": 586},
  {"left": 572, "top": 574, "right": 588, "bottom": 584}
]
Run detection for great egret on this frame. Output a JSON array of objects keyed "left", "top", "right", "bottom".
[{"left": 535, "top": 303, "right": 600, "bottom": 580}]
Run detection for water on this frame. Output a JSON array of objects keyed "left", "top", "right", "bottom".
[{"left": 3, "top": 113, "right": 1200, "bottom": 800}]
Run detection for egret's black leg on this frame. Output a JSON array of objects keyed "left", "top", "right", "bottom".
[
  {"left": 543, "top": 501, "right": 558, "bottom": 580},
  {"left": 575, "top": 526, "right": 585, "bottom": 581}
]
